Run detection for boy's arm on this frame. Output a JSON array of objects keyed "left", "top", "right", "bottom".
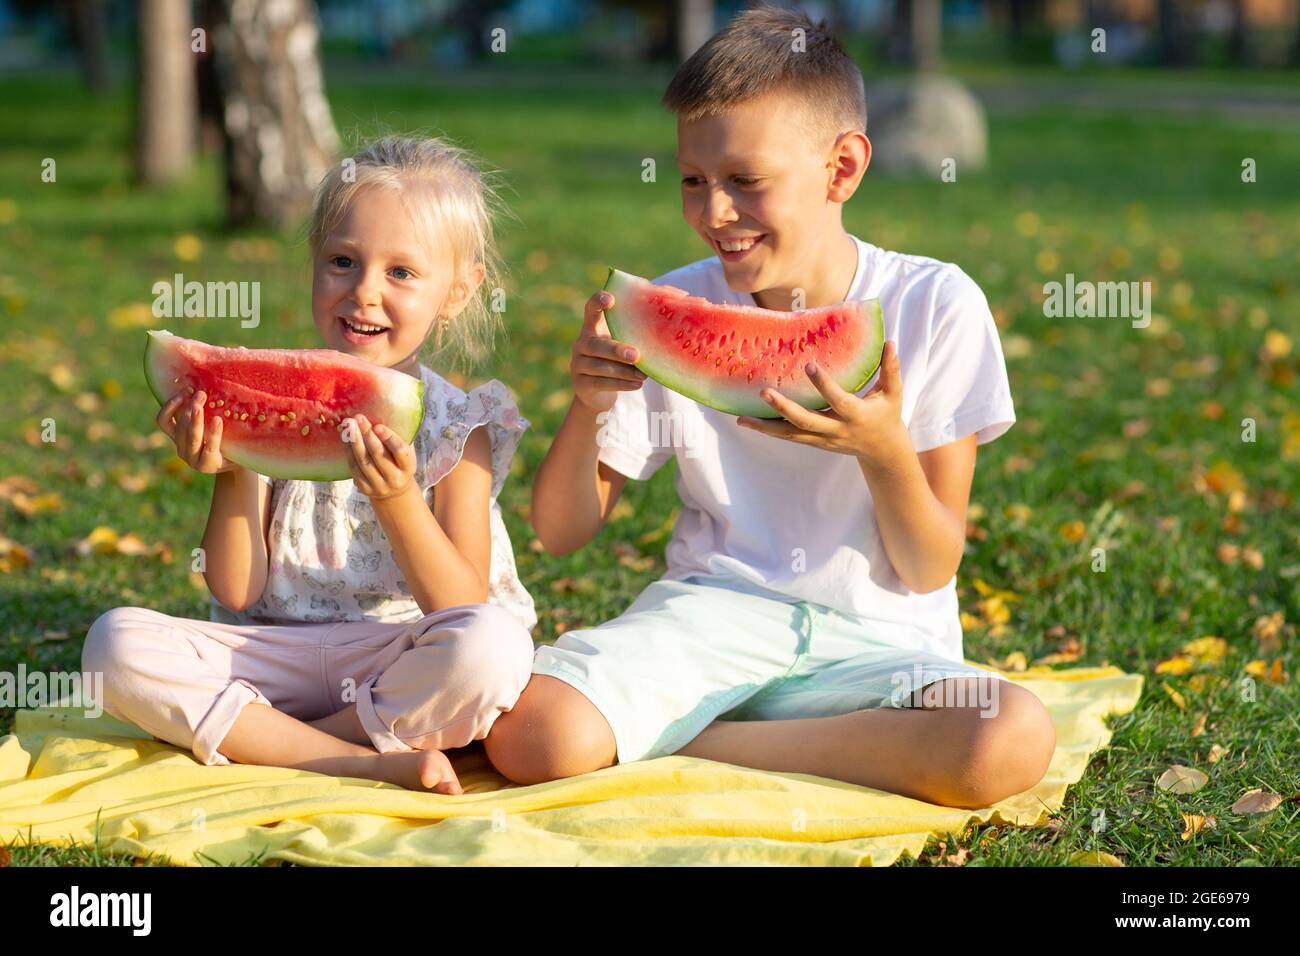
[
  {"left": 739, "top": 340, "right": 973, "bottom": 594},
  {"left": 532, "top": 399, "right": 628, "bottom": 555},
  {"left": 856, "top": 428, "right": 974, "bottom": 593},
  {"left": 532, "top": 290, "right": 644, "bottom": 555}
]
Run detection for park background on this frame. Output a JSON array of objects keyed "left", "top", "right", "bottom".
[{"left": 0, "top": 0, "right": 1297, "bottom": 865}]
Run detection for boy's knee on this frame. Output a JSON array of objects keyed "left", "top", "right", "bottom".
[
  {"left": 957, "top": 685, "right": 1057, "bottom": 805},
  {"left": 484, "top": 676, "right": 616, "bottom": 785}
]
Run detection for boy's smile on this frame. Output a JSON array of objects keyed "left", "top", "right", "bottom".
[{"left": 676, "top": 91, "right": 870, "bottom": 311}]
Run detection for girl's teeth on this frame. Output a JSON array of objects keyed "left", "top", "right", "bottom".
[
  {"left": 720, "top": 237, "right": 758, "bottom": 252},
  {"left": 344, "top": 319, "right": 386, "bottom": 333}
]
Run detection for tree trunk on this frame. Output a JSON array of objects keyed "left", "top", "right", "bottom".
[
  {"left": 67, "top": 0, "right": 112, "bottom": 95},
  {"left": 135, "top": 0, "right": 197, "bottom": 185},
  {"left": 912, "top": 0, "right": 942, "bottom": 71},
  {"left": 676, "top": 0, "right": 714, "bottom": 61},
  {"left": 210, "top": 0, "right": 340, "bottom": 229},
  {"left": 1157, "top": 0, "right": 1192, "bottom": 66}
]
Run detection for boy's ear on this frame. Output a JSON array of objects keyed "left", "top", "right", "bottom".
[
  {"left": 826, "top": 131, "right": 871, "bottom": 203},
  {"left": 444, "top": 261, "right": 488, "bottom": 318}
]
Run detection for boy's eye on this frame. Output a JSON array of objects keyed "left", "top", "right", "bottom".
[
  {"left": 390, "top": 266, "right": 413, "bottom": 280},
  {"left": 330, "top": 255, "right": 352, "bottom": 269},
  {"left": 681, "top": 176, "right": 702, "bottom": 186},
  {"left": 734, "top": 177, "right": 759, "bottom": 186}
]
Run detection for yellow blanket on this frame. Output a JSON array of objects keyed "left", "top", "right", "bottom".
[{"left": 0, "top": 663, "right": 1141, "bottom": 866}]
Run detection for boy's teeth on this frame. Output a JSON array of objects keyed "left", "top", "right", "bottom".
[{"left": 719, "top": 237, "right": 758, "bottom": 252}]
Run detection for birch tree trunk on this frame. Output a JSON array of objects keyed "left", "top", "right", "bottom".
[{"left": 210, "top": 0, "right": 340, "bottom": 228}]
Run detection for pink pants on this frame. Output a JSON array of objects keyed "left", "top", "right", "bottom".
[{"left": 81, "top": 603, "right": 536, "bottom": 766}]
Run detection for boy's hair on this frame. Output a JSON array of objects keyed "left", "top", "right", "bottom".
[
  {"left": 662, "top": 4, "right": 866, "bottom": 147},
  {"left": 308, "top": 134, "right": 507, "bottom": 372}
]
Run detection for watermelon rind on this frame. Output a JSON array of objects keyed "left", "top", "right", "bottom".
[
  {"left": 603, "top": 268, "right": 884, "bottom": 420},
  {"left": 144, "top": 330, "right": 425, "bottom": 482}
]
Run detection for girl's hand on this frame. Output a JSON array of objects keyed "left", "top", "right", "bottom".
[
  {"left": 343, "top": 414, "right": 417, "bottom": 501},
  {"left": 737, "top": 340, "right": 910, "bottom": 467},
  {"left": 156, "top": 390, "right": 242, "bottom": 475},
  {"left": 571, "top": 291, "right": 646, "bottom": 413}
]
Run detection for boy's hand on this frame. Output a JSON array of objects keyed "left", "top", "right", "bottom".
[
  {"left": 571, "top": 291, "right": 647, "bottom": 413},
  {"left": 343, "top": 414, "right": 417, "bottom": 502},
  {"left": 156, "top": 389, "right": 242, "bottom": 475},
  {"left": 737, "top": 341, "right": 909, "bottom": 467}
]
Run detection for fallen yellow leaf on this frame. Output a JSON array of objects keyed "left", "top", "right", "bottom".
[
  {"left": 1157, "top": 765, "right": 1208, "bottom": 794},
  {"left": 1179, "top": 813, "right": 1216, "bottom": 840}
]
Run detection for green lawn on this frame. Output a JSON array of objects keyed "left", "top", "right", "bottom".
[{"left": 1, "top": 66, "right": 1297, "bottom": 866}]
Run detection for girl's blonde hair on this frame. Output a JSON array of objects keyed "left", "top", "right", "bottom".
[{"left": 308, "top": 134, "right": 507, "bottom": 372}]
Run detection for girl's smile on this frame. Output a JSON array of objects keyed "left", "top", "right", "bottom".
[{"left": 312, "top": 184, "right": 456, "bottom": 377}]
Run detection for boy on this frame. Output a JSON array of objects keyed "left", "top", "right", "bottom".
[{"left": 484, "top": 6, "right": 1056, "bottom": 809}]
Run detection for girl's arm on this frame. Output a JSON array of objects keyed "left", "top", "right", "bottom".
[
  {"left": 349, "top": 415, "right": 492, "bottom": 614},
  {"left": 201, "top": 469, "right": 273, "bottom": 611},
  {"left": 157, "top": 389, "right": 272, "bottom": 612}
]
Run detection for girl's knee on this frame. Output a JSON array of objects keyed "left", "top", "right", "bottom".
[
  {"left": 82, "top": 606, "right": 151, "bottom": 675},
  {"left": 440, "top": 604, "right": 537, "bottom": 694}
]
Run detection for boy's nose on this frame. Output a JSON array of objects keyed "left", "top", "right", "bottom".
[{"left": 701, "top": 185, "right": 738, "bottom": 229}]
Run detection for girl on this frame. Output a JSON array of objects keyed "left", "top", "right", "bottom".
[{"left": 83, "top": 135, "right": 537, "bottom": 795}]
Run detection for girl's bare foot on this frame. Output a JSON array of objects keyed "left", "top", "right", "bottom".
[{"left": 364, "top": 750, "right": 464, "bottom": 794}]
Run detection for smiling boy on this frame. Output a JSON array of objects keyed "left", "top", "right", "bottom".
[{"left": 485, "top": 6, "right": 1056, "bottom": 808}]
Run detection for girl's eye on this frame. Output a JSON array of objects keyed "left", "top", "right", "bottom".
[
  {"left": 390, "top": 267, "right": 413, "bottom": 280},
  {"left": 330, "top": 255, "right": 352, "bottom": 269},
  {"left": 681, "top": 176, "right": 702, "bottom": 186},
  {"left": 734, "top": 177, "right": 759, "bottom": 186}
]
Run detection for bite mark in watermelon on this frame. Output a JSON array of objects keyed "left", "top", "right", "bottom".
[
  {"left": 602, "top": 268, "right": 884, "bottom": 419},
  {"left": 143, "top": 330, "right": 425, "bottom": 481}
]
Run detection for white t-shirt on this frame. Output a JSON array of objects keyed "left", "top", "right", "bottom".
[
  {"left": 596, "top": 235, "right": 1015, "bottom": 661},
  {"left": 211, "top": 364, "right": 538, "bottom": 633}
]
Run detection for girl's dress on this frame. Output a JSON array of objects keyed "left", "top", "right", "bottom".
[{"left": 82, "top": 365, "right": 538, "bottom": 766}]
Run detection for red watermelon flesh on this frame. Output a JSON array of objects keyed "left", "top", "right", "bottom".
[
  {"left": 144, "top": 330, "right": 424, "bottom": 481},
  {"left": 602, "top": 268, "right": 884, "bottom": 419}
]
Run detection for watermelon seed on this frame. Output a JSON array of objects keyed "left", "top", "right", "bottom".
[
  {"left": 239, "top": 413, "right": 248, "bottom": 421},
  {"left": 301, "top": 425, "right": 310, "bottom": 436},
  {"left": 675, "top": 330, "right": 683, "bottom": 339},
  {"left": 214, "top": 399, "right": 224, "bottom": 407},
  {"left": 223, "top": 410, "right": 231, "bottom": 417},
  {"left": 286, "top": 411, "right": 296, "bottom": 420},
  {"left": 257, "top": 414, "right": 266, "bottom": 422}
]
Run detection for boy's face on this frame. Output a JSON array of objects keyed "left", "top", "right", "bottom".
[{"left": 676, "top": 91, "right": 858, "bottom": 303}]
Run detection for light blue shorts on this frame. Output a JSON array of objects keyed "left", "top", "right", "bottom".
[{"left": 531, "top": 574, "right": 1012, "bottom": 764}]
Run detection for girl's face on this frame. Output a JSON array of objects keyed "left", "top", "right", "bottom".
[{"left": 312, "top": 184, "right": 463, "bottom": 377}]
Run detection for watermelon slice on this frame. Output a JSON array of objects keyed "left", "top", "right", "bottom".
[
  {"left": 603, "top": 269, "right": 884, "bottom": 419},
  {"left": 143, "top": 330, "right": 425, "bottom": 481}
]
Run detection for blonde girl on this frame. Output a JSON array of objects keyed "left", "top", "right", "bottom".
[{"left": 83, "top": 136, "right": 537, "bottom": 794}]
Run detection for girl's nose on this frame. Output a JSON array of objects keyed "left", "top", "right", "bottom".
[{"left": 353, "top": 267, "right": 382, "bottom": 307}]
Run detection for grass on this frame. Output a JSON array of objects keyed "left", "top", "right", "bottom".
[{"left": 0, "top": 64, "right": 1297, "bottom": 866}]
